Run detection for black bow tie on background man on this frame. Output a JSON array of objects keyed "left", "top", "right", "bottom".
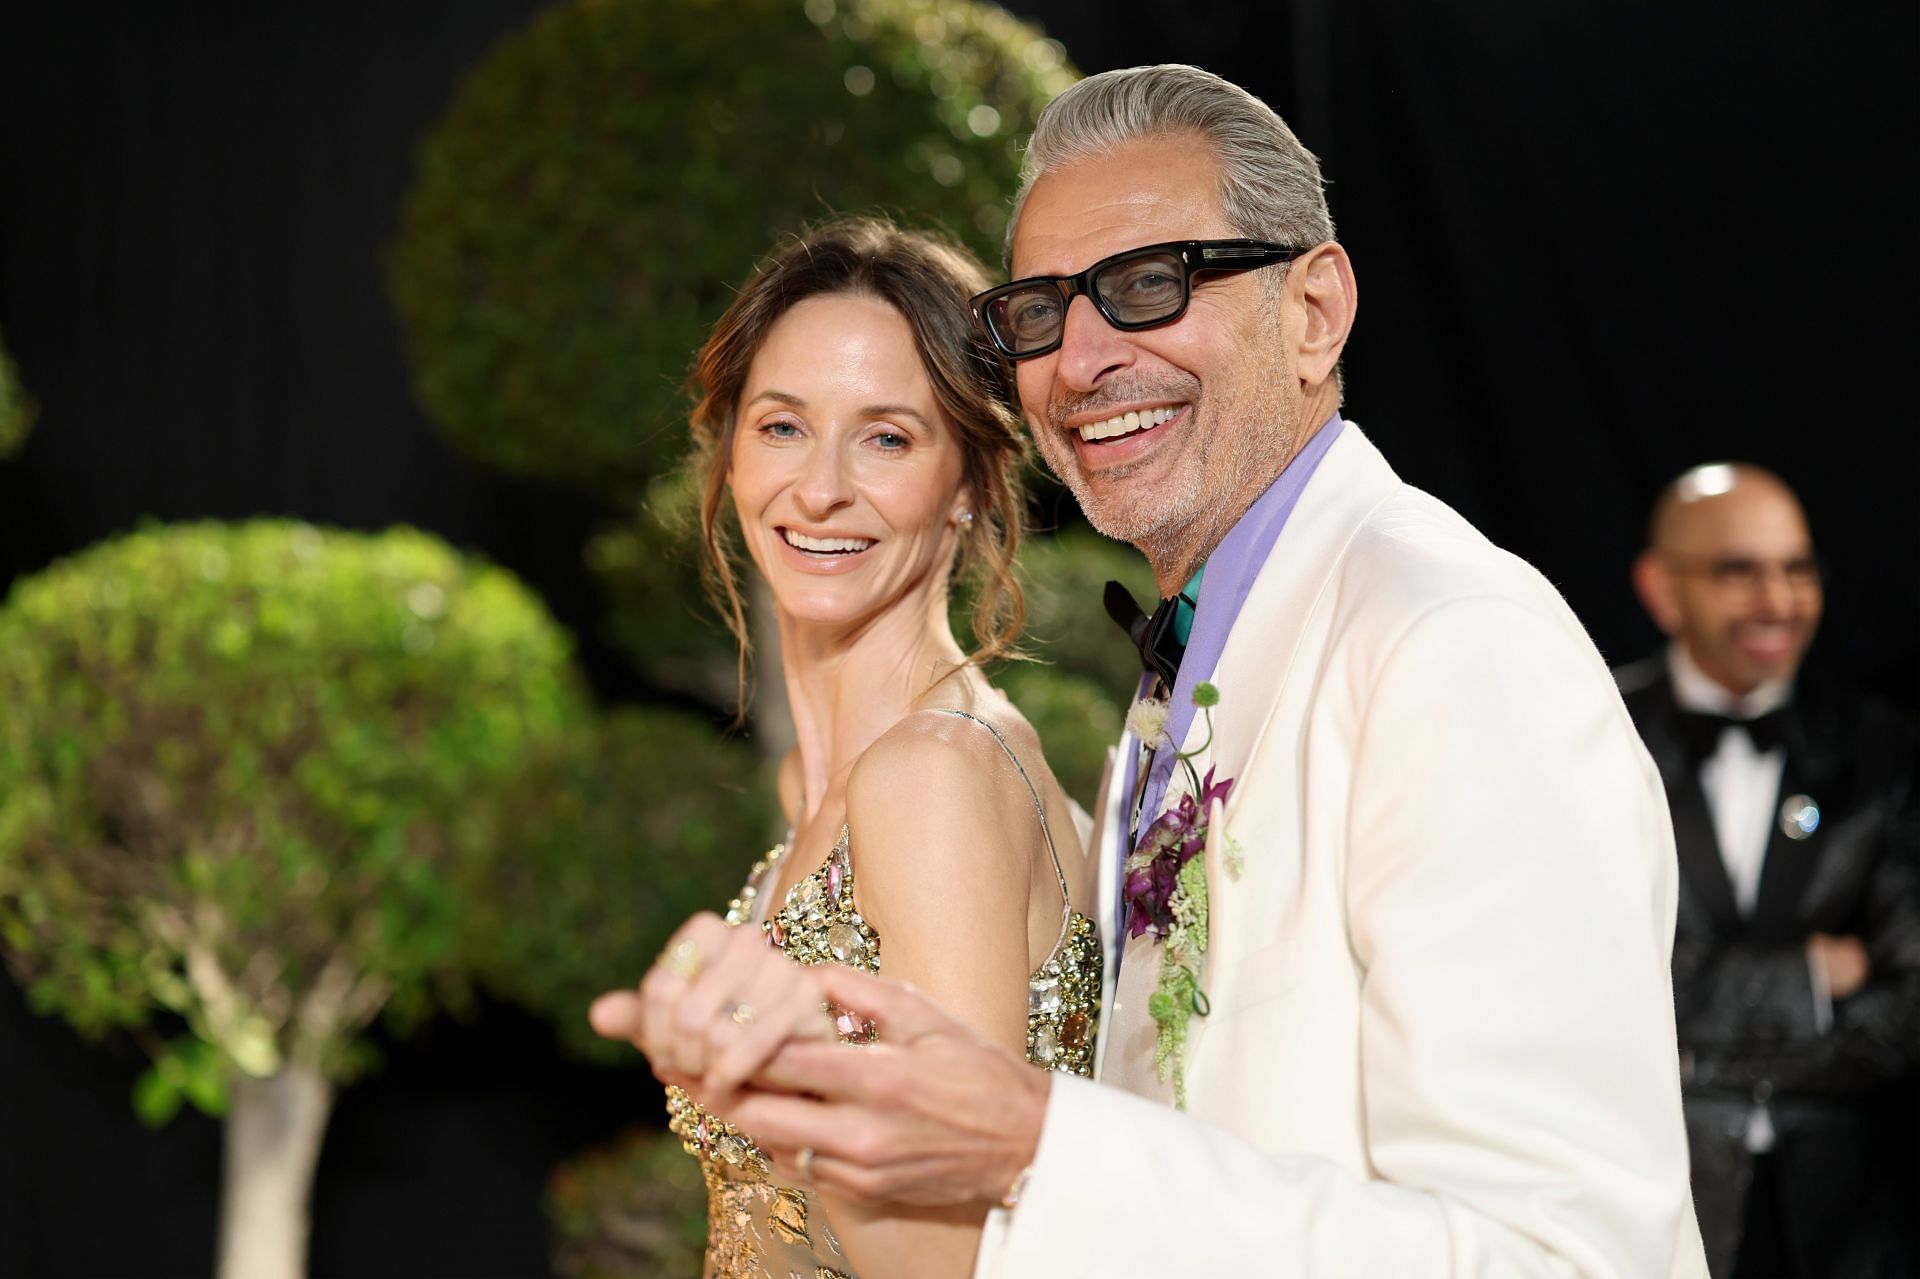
[
  {"left": 1676, "top": 706, "right": 1792, "bottom": 764},
  {"left": 1104, "top": 580, "right": 1187, "bottom": 691}
]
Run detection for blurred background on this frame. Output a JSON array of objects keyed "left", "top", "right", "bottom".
[{"left": 0, "top": 1, "right": 1912, "bottom": 1276}]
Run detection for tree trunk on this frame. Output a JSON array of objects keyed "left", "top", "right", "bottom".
[{"left": 217, "top": 1064, "right": 334, "bottom": 1279}]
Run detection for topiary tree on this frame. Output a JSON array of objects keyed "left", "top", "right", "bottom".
[
  {"left": 387, "top": 0, "right": 1075, "bottom": 499},
  {"left": 466, "top": 704, "right": 781, "bottom": 1067},
  {"left": 388, "top": 0, "right": 1085, "bottom": 776},
  {"left": 0, "top": 323, "right": 34, "bottom": 458},
  {"left": 0, "top": 520, "right": 589, "bottom": 1279}
]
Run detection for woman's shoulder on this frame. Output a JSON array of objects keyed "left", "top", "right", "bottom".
[
  {"left": 846, "top": 697, "right": 1049, "bottom": 853},
  {"left": 854, "top": 694, "right": 1045, "bottom": 791}
]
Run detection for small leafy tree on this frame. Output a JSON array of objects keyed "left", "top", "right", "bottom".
[
  {"left": 987, "top": 526, "right": 1158, "bottom": 804},
  {"left": 0, "top": 521, "right": 588, "bottom": 1279},
  {"left": 467, "top": 705, "right": 780, "bottom": 1067},
  {"left": 0, "top": 323, "right": 34, "bottom": 458},
  {"left": 388, "top": 0, "right": 1075, "bottom": 497}
]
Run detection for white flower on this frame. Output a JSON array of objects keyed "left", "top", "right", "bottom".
[{"left": 1126, "top": 695, "right": 1170, "bottom": 747}]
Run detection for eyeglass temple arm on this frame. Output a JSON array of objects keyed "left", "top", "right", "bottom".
[{"left": 1194, "top": 241, "right": 1304, "bottom": 267}]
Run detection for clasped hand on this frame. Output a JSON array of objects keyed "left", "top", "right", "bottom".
[{"left": 590, "top": 911, "right": 1050, "bottom": 1210}]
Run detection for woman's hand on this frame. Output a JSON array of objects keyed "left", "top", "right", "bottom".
[{"left": 589, "top": 911, "right": 837, "bottom": 1099}]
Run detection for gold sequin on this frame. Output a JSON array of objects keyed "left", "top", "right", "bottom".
[{"left": 768, "top": 1186, "right": 810, "bottom": 1247}]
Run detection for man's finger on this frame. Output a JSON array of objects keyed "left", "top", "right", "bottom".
[
  {"left": 807, "top": 965, "right": 960, "bottom": 1042},
  {"left": 724, "top": 1087, "right": 866, "bottom": 1160},
  {"left": 748, "top": 1036, "right": 916, "bottom": 1101}
]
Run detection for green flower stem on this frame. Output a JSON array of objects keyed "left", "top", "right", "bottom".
[{"left": 1175, "top": 704, "right": 1215, "bottom": 802}]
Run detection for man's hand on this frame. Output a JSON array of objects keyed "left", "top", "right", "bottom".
[
  {"left": 588, "top": 912, "right": 838, "bottom": 1095},
  {"left": 716, "top": 964, "right": 1051, "bottom": 1211},
  {"left": 1810, "top": 933, "right": 1871, "bottom": 1000}
]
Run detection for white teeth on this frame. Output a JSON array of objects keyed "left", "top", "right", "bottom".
[
  {"left": 783, "top": 529, "right": 874, "bottom": 554},
  {"left": 1077, "top": 405, "right": 1178, "bottom": 442}
]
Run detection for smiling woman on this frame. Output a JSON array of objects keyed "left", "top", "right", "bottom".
[
  {"left": 688, "top": 218, "right": 1029, "bottom": 701},
  {"left": 728, "top": 293, "right": 970, "bottom": 630},
  {"left": 611, "top": 218, "right": 1105, "bottom": 1279}
]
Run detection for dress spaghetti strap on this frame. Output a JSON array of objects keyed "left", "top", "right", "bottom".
[{"left": 925, "top": 708, "right": 1076, "bottom": 961}]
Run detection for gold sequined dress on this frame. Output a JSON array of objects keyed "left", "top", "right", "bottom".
[{"left": 666, "top": 709, "right": 1102, "bottom": 1279}]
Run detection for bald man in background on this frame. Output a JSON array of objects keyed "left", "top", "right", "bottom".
[{"left": 1618, "top": 463, "right": 1920, "bottom": 1279}]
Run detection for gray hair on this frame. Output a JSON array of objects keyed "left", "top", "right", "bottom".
[{"left": 1007, "top": 65, "right": 1335, "bottom": 263}]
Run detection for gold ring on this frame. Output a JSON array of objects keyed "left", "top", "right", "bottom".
[
  {"left": 728, "top": 1001, "right": 755, "bottom": 1026},
  {"left": 658, "top": 938, "right": 702, "bottom": 980},
  {"left": 795, "top": 1146, "right": 816, "bottom": 1180}
]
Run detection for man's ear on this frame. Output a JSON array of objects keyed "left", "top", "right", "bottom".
[
  {"left": 1293, "top": 242, "right": 1357, "bottom": 392},
  {"left": 1633, "top": 550, "right": 1681, "bottom": 635}
]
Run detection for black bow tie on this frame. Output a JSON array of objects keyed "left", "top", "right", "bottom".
[
  {"left": 1677, "top": 707, "right": 1791, "bottom": 762},
  {"left": 1104, "top": 580, "right": 1187, "bottom": 690}
]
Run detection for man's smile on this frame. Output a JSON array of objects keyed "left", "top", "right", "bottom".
[{"left": 1074, "top": 404, "right": 1183, "bottom": 443}]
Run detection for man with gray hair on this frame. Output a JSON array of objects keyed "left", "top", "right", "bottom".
[{"left": 603, "top": 64, "right": 1708, "bottom": 1276}]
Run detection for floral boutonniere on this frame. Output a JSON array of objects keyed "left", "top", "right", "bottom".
[{"left": 1123, "top": 680, "right": 1240, "bottom": 1109}]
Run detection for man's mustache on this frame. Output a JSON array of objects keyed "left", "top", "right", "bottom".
[{"left": 1042, "top": 375, "right": 1203, "bottom": 434}]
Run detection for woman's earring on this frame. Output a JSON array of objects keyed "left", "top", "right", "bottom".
[{"left": 957, "top": 510, "right": 974, "bottom": 527}]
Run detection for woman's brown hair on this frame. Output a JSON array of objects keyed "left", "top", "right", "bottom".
[{"left": 687, "top": 217, "right": 1028, "bottom": 708}]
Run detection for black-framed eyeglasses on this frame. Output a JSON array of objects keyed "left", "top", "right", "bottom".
[{"left": 970, "top": 239, "right": 1306, "bottom": 361}]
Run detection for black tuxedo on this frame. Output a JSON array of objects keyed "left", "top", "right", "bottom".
[{"left": 1617, "top": 656, "right": 1920, "bottom": 1278}]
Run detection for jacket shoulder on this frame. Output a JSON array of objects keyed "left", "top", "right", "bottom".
[{"left": 1335, "top": 485, "right": 1579, "bottom": 632}]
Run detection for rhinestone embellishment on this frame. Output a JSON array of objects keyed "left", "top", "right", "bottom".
[
  {"left": 1024, "top": 912, "right": 1101, "bottom": 1077},
  {"left": 767, "top": 827, "right": 880, "bottom": 977}
]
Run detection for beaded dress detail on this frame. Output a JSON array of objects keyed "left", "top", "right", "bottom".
[{"left": 665, "top": 710, "right": 1101, "bottom": 1278}]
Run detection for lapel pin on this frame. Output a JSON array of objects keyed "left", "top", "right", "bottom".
[{"left": 1778, "top": 794, "right": 1820, "bottom": 841}]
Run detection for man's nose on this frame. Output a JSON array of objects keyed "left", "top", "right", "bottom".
[
  {"left": 1753, "top": 565, "right": 1797, "bottom": 615},
  {"left": 1053, "top": 293, "right": 1132, "bottom": 391}
]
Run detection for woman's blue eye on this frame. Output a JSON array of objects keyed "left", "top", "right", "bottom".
[
  {"left": 762, "top": 419, "right": 802, "bottom": 438},
  {"left": 872, "top": 431, "right": 908, "bottom": 450}
]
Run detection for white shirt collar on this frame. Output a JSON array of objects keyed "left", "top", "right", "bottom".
[{"left": 1668, "top": 642, "right": 1792, "bottom": 718}]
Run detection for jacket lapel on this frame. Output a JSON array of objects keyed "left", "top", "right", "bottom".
[
  {"left": 1196, "top": 426, "right": 1401, "bottom": 977},
  {"left": 1747, "top": 716, "right": 1837, "bottom": 944},
  {"left": 1099, "top": 425, "right": 1402, "bottom": 1100},
  {"left": 1643, "top": 677, "right": 1744, "bottom": 934},
  {"left": 1088, "top": 739, "right": 1127, "bottom": 1079}
]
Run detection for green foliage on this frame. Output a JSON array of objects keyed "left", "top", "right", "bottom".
[
  {"left": 549, "top": 1126, "right": 707, "bottom": 1279},
  {"left": 387, "top": 0, "right": 1075, "bottom": 496},
  {"left": 0, "top": 324, "right": 34, "bottom": 458},
  {"left": 0, "top": 521, "right": 589, "bottom": 1109},
  {"left": 132, "top": 1035, "right": 231, "bottom": 1128},
  {"left": 585, "top": 469, "right": 739, "bottom": 710},
  {"left": 998, "top": 526, "right": 1159, "bottom": 804},
  {"left": 470, "top": 706, "right": 779, "bottom": 1063}
]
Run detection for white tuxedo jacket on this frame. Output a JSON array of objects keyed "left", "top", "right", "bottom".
[{"left": 976, "top": 427, "right": 1707, "bottom": 1277}]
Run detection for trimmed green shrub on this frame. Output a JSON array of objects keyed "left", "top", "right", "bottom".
[
  {"left": 0, "top": 520, "right": 589, "bottom": 1278},
  {"left": 585, "top": 469, "right": 741, "bottom": 711},
  {"left": 998, "top": 526, "right": 1158, "bottom": 804},
  {"left": 468, "top": 705, "right": 780, "bottom": 1065},
  {"left": 388, "top": 0, "right": 1075, "bottom": 496}
]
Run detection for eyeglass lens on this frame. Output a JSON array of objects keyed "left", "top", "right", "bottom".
[{"left": 989, "top": 248, "right": 1187, "bottom": 354}]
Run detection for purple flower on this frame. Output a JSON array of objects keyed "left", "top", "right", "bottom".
[{"left": 1123, "top": 769, "right": 1236, "bottom": 943}]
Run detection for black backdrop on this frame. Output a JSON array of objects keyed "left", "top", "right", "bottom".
[{"left": 1, "top": 2, "right": 1913, "bottom": 1275}]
